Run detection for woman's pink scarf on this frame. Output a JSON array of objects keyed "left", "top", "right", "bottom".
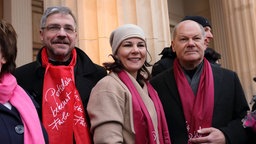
[
  {"left": 0, "top": 73, "right": 45, "bottom": 144},
  {"left": 173, "top": 58, "right": 214, "bottom": 142},
  {"left": 118, "top": 70, "right": 171, "bottom": 144}
]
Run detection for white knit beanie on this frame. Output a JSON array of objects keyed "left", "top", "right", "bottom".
[{"left": 109, "top": 24, "right": 146, "bottom": 55}]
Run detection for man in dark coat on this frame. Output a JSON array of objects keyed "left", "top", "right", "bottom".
[
  {"left": 151, "top": 46, "right": 176, "bottom": 77},
  {"left": 204, "top": 47, "right": 221, "bottom": 66},
  {"left": 14, "top": 6, "right": 107, "bottom": 144},
  {"left": 150, "top": 20, "right": 249, "bottom": 144}
]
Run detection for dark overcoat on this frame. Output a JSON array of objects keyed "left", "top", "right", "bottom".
[
  {"left": 150, "top": 64, "right": 250, "bottom": 144},
  {"left": 0, "top": 104, "right": 49, "bottom": 143}
]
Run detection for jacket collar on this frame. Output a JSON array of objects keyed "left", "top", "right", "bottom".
[{"left": 36, "top": 47, "right": 99, "bottom": 76}]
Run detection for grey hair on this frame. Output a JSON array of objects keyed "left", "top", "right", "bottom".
[
  {"left": 172, "top": 20, "right": 206, "bottom": 40},
  {"left": 40, "top": 6, "right": 77, "bottom": 29}
]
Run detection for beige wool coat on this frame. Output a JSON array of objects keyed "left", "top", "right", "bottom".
[{"left": 87, "top": 71, "right": 159, "bottom": 144}]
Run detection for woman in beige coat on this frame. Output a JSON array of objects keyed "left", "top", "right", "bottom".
[{"left": 87, "top": 24, "right": 171, "bottom": 144}]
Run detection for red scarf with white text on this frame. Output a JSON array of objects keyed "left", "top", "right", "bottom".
[
  {"left": 173, "top": 58, "right": 214, "bottom": 143},
  {"left": 118, "top": 70, "right": 171, "bottom": 144},
  {"left": 41, "top": 48, "right": 91, "bottom": 144}
]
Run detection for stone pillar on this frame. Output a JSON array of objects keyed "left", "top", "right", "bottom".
[
  {"left": 209, "top": 0, "right": 256, "bottom": 102},
  {"left": 77, "top": 0, "right": 116, "bottom": 64},
  {"left": 3, "top": 0, "right": 33, "bottom": 67},
  {"left": 43, "top": 0, "right": 171, "bottom": 66}
]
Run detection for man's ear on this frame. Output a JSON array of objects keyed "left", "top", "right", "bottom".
[
  {"left": 171, "top": 41, "right": 175, "bottom": 52},
  {"left": 204, "top": 38, "right": 208, "bottom": 48},
  {"left": 39, "top": 30, "right": 44, "bottom": 41}
]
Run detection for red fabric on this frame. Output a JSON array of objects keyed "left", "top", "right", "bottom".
[
  {"left": 41, "top": 48, "right": 91, "bottom": 144},
  {"left": 118, "top": 70, "right": 171, "bottom": 144},
  {"left": 0, "top": 73, "right": 45, "bottom": 144},
  {"left": 173, "top": 58, "right": 214, "bottom": 142}
]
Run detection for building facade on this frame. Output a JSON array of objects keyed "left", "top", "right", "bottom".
[{"left": 1, "top": 0, "right": 256, "bottom": 105}]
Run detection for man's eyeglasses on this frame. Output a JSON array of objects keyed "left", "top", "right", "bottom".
[{"left": 42, "top": 24, "right": 76, "bottom": 34}]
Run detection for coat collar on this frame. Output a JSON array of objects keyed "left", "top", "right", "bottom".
[{"left": 35, "top": 47, "right": 99, "bottom": 77}]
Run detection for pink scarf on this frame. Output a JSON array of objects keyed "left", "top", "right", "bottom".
[
  {"left": 118, "top": 70, "right": 171, "bottom": 144},
  {"left": 0, "top": 73, "right": 45, "bottom": 144},
  {"left": 242, "top": 110, "right": 256, "bottom": 132},
  {"left": 173, "top": 58, "right": 214, "bottom": 143},
  {"left": 41, "top": 48, "right": 91, "bottom": 144}
]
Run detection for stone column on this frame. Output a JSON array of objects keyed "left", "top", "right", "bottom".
[
  {"left": 209, "top": 0, "right": 256, "bottom": 102},
  {"left": 3, "top": 0, "right": 33, "bottom": 67}
]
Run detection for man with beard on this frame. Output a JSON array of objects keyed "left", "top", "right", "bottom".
[{"left": 14, "top": 6, "right": 107, "bottom": 144}]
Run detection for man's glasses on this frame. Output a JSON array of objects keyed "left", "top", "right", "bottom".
[{"left": 42, "top": 24, "right": 76, "bottom": 34}]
